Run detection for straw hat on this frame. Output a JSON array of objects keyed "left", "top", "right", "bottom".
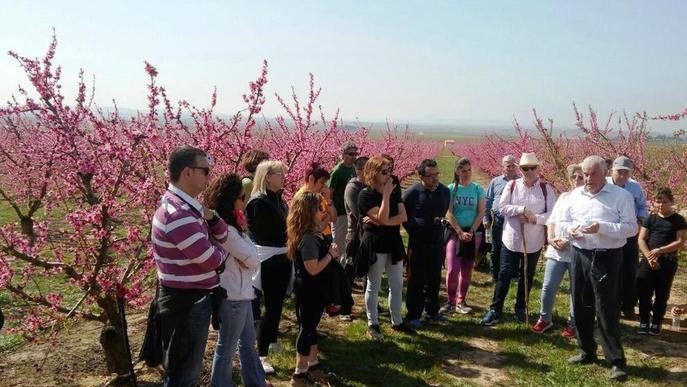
[{"left": 519, "top": 152, "right": 540, "bottom": 166}]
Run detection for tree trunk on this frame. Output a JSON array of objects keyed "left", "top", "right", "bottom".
[
  {"left": 98, "top": 294, "right": 135, "bottom": 385},
  {"left": 19, "top": 216, "right": 35, "bottom": 245}
]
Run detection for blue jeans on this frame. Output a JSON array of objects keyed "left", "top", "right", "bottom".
[
  {"left": 490, "top": 246, "right": 540, "bottom": 314},
  {"left": 539, "top": 258, "right": 575, "bottom": 325},
  {"left": 211, "top": 299, "right": 265, "bottom": 387},
  {"left": 161, "top": 295, "right": 211, "bottom": 387}
]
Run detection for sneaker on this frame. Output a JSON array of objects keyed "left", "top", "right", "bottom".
[
  {"left": 391, "top": 322, "right": 417, "bottom": 335},
  {"left": 439, "top": 303, "right": 455, "bottom": 315},
  {"left": 610, "top": 366, "right": 627, "bottom": 381},
  {"left": 480, "top": 309, "right": 500, "bottom": 326},
  {"left": 260, "top": 357, "right": 275, "bottom": 374},
  {"left": 561, "top": 325, "right": 577, "bottom": 338},
  {"left": 637, "top": 322, "right": 649, "bottom": 335},
  {"left": 648, "top": 324, "right": 661, "bottom": 336},
  {"left": 514, "top": 308, "right": 527, "bottom": 323},
  {"left": 407, "top": 318, "right": 423, "bottom": 330},
  {"left": 568, "top": 353, "right": 597, "bottom": 365},
  {"left": 367, "top": 324, "right": 383, "bottom": 340},
  {"left": 455, "top": 303, "right": 473, "bottom": 314},
  {"left": 532, "top": 319, "right": 553, "bottom": 334},
  {"left": 290, "top": 372, "right": 321, "bottom": 387},
  {"left": 428, "top": 313, "right": 449, "bottom": 322},
  {"left": 268, "top": 342, "right": 284, "bottom": 354},
  {"left": 339, "top": 314, "right": 352, "bottom": 322}
]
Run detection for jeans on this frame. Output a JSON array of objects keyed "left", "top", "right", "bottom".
[
  {"left": 161, "top": 295, "right": 211, "bottom": 387},
  {"left": 539, "top": 258, "right": 575, "bottom": 325},
  {"left": 619, "top": 235, "right": 639, "bottom": 314},
  {"left": 637, "top": 256, "right": 678, "bottom": 326},
  {"left": 490, "top": 246, "right": 540, "bottom": 314},
  {"left": 258, "top": 254, "right": 292, "bottom": 356},
  {"left": 489, "top": 215, "right": 505, "bottom": 281},
  {"left": 405, "top": 240, "right": 443, "bottom": 320},
  {"left": 366, "top": 253, "right": 404, "bottom": 326},
  {"left": 211, "top": 299, "right": 265, "bottom": 387},
  {"left": 571, "top": 247, "right": 625, "bottom": 367}
]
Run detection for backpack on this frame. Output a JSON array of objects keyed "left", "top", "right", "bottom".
[{"left": 508, "top": 180, "right": 549, "bottom": 212}]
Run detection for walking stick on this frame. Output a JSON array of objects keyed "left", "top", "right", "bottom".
[{"left": 520, "top": 222, "right": 529, "bottom": 326}]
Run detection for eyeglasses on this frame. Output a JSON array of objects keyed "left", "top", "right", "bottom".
[
  {"left": 379, "top": 169, "right": 390, "bottom": 176},
  {"left": 188, "top": 166, "right": 210, "bottom": 176},
  {"left": 269, "top": 171, "right": 285, "bottom": 177},
  {"left": 571, "top": 174, "right": 584, "bottom": 180},
  {"left": 520, "top": 166, "right": 537, "bottom": 172},
  {"left": 345, "top": 152, "right": 359, "bottom": 157},
  {"left": 423, "top": 173, "right": 440, "bottom": 178}
]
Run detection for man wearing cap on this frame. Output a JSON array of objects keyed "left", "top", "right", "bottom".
[
  {"left": 483, "top": 155, "right": 520, "bottom": 283},
  {"left": 330, "top": 142, "right": 359, "bottom": 262},
  {"left": 607, "top": 155, "right": 648, "bottom": 318},
  {"left": 481, "top": 153, "right": 556, "bottom": 326},
  {"left": 560, "top": 155, "right": 637, "bottom": 381}
]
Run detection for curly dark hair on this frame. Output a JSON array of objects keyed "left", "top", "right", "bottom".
[{"left": 202, "top": 173, "right": 244, "bottom": 231}]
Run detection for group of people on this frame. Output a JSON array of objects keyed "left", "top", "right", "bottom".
[{"left": 150, "top": 143, "right": 685, "bottom": 387}]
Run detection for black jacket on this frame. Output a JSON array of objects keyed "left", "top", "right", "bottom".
[{"left": 245, "top": 190, "right": 288, "bottom": 247}]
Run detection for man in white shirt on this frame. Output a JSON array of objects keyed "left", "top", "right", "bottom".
[{"left": 559, "top": 155, "right": 637, "bottom": 382}]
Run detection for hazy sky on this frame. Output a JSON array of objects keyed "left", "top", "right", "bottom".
[{"left": 1, "top": 1, "right": 685, "bottom": 133}]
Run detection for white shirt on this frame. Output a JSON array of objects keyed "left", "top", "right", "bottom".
[
  {"left": 559, "top": 183, "right": 638, "bottom": 250},
  {"left": 167, "top": 184, "right": 203, "bottom": 213},
  {"left": 544, "top": 192, "right": 573, "bottom": 262}
]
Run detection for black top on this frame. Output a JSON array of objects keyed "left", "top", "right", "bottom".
[
  {"left": 357, "top": 186, "right": 403, "bottom": 253},
  {"left": 402, "top": 182, "right": 451, "bottom": 247},
  {"left": 643, "top": 212, "right": 687, "bottom": 251},
  {"left": 295, "top": 233, "right": 330, "bottom": 285},
  {"left": 245, "top": 190, "right": 288, "bottom": 247}
]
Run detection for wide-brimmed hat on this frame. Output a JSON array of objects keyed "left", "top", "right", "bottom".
[{"left": 519, "top": 152, "right": 540, "bottom": 167}]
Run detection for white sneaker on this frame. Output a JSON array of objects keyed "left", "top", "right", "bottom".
[
  {"left": 260, "top": 356, "right": 275, "bottom": 374},
  {"left": 269, "top": 342, "right": 284, "bottom": 354},
  {"left": 456, "top": 303, "right": 473, "bottom": 314}
]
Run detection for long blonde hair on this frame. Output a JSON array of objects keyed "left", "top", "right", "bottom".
[
  {"left": 286, "top": 191, "right": 321, "bottom": 261},
  {"left": 252, "top": 160, "right": 287, "bottom": 196}
]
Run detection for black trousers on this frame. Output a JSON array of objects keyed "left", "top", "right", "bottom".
[
  {"left": 405, "top": 240, "right": 444, "bottom": 320},
  {"left": 489, "top": 215, "right": 505, "bottom": 281},
  {"left": 295, "top": 284, "right": 326, "bottom": 356},
  {"left": 636, "top": 256, "right": 678, "bottom": 326},
  {"left": 257, "top": 253, "right": 292, "bottom": 356},
  {"left": 490, "top": 246, "right": 539, "bottom": 314},
  {"left": 571, "top": 247, "right": 626, "bottom": 367},
  {"left": 619, "top": 235, "right": 639, "bottom": 314}
]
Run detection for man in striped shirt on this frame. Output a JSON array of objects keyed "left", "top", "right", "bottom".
[{"left": 152, "top": 146, "right": 228, "bottom": 387}]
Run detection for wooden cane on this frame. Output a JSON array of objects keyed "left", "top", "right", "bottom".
[{"left": 520, "top": 222, "right": 529, "bottom": 325}]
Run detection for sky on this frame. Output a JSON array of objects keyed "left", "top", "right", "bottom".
[{"left": 1, "top": 0, "right": 686, "bottom": 133}]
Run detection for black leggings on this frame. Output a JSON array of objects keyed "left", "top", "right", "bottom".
[
  {"left": 257, "top": 253, "right": 292, "bottom": 356},
  {"left": 295, "top": 286, "right": 325, "bottom": 356},
  {"left": 637, "top": 256, "right": 678, "bottom": 326}
]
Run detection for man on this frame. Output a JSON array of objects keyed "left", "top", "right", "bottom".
[
  {"left": 330, "top": 142, "right": 359, "bottom": 260},
  {"left": 402, "top": 159, "right": 451, "bottom": 328},
  {"left": 560, "top": 155, "right": 637, "bottom": 381},
  {"left": 481, "top": 153, "right": 555, "bottom": 326},
  {"left": 483, "top": 155, "right": 520, "bottom": 283},
  {"left": 607, "top": 155, "right": 648, "bottom": 318},
  {"left": 152, "top": 146, "right": 228, "bottom": 387},
  {"left": 343, "top": 157, "right": 369, "bottom": 273}
]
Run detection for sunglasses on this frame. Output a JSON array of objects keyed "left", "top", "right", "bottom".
[
  {"left": 189, "top": 166, "right": 210, "bottom": 176},
  {"left": 520, "top": 166, "right": 537, "bottom": 172},
  {"left": 379, "top": 169, "right": 390, "bottom": 176}
]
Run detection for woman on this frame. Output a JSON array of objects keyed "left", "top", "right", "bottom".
[
  {"left": 204, "top": 174, "right": 268, "bottom": 387},
  {"left": 245, "top": 160, "right": 291, "bottom": 374},
  {"left": 441, "top": 158, "right": 486, "bottom": 314},
  {"left": 357, "top": 156, "right": 412, "bottom": 339},
  {"left": 241, "top": 149, "right": 270, "bottom": 196},
  {"left": 532, "top": 164, "right": 582, "bottom": 336},
  {"left": 637, "top": 187, "right": 687, "bottom": 335},
  {"left": 286, "top": 191, "right": 339, "bottom": 386},
  {"left": 295, "top": 162, "right": 336, "bottom": 243}
]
